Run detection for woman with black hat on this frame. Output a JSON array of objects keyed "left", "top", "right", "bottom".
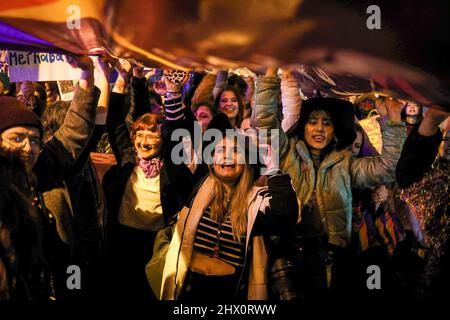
[{"left": 253, "top": 67, "right": 406, "bottom": 299}]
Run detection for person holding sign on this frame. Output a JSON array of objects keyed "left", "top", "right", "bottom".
[{"left": 0, "top": 54, "right": 99, "bottom": 300}]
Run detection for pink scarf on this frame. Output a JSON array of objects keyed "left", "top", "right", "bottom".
[{"left": 138, "top": 156, "right": 163, "bottom": 179}]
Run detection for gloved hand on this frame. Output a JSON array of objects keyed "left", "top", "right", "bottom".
[{"left": 163, "top": 69, "right": 189, "bottom": 93}]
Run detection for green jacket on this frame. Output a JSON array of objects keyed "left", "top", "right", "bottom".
[{"left": 253, "top": 76, "right": 406, "bottom": 247}]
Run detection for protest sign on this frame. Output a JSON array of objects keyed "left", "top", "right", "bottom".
[
  {"left": 0, "top": 50, "right": 7, "bottom": 72},
  {"left": 7, "top": 50, "right": 81, "bottom": 82},
  {"left": 57, "top": 80, "right": 77, "bottom": 101},
  {"left": 359, "top": 115, "right": 383, "bottom": 154}
]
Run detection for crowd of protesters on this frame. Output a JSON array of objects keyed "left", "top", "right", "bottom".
[{"left": 0, "top": 55, "right": 449, "bottom": 302}]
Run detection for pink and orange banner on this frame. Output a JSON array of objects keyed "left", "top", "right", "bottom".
[{"left": 1, "top": 0, "right": 449, "bottom": 110}]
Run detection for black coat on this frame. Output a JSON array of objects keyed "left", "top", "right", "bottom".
[
  {"left": 33, "top": 85, "right": 100, "bottom": 299},
  {"left": 103, "top": 88, "right": 207, "bottom": 247},
  {"left": 396, "top": 123, "right": 443, "bottom": 188}
]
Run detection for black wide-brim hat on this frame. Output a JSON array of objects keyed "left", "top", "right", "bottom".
[{"left": 294, "top": 97, "right": 356, "bottom": 150}]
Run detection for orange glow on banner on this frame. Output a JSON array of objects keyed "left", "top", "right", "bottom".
[{"left": 0, "top": 0, "right": 449, "bottom": 109}]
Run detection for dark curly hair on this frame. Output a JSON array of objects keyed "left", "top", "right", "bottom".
[{"left": 41, "top": 100, "right": 71, "bottom": 142}]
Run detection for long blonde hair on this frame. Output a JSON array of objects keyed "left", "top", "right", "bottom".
[{"left": 208, "top": 163, "right": 254, "bottom": 241}]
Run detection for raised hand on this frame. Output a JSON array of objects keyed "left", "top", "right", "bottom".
[
  {"left": 385, "top": 98, "right": 405, "bottom": 120},
  {"left": 418, "top": 106, "right": 450, "bottom": 136},
  {"left": 65, "top": 54, "right": 94, "bottom": 92},
  {"left": 374, "top": 96, "right": 388, "bottom": 118},
  {"left": 281, "top": 66, "right": 296, "bottom": 82},
  {"left": 375, "top": 96, "right": 404, "bottom": 122},
  {"left": 163, "top": 69, "right": 189, "bottom": 93},
  {"left": 65, "top": 54, "right": 94, "bottom": 71},
  {"left": 153, "top": 80, "right": 167, "bottom": 96},
  {"left": 265, "top": 66, "right": 278, "bottom": 77},
  {"left": 114, "top": 59, "right": 132, "bottom": 80},
  {"left": 216, "top": 70, "right": 228, "bottom": 83},
  {"left": 93, "top": 55, "right": 113, "bottom": 80},
  {"left": 113, "top": 59, "right": 132, "bottom": 94},
  {"left": 133, "top": 64, "right": 145, "bottom": 79}
]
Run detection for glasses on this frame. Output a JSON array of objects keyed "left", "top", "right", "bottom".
[
  {"left": 0, "top": 135, "right": 43, "bottom": 150},
  {"left": 135, "top": 132, "right": 161, "bottom": 142}
]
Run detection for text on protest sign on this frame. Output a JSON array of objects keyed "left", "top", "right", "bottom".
[{"left": 7, "top": 51, "right": 81, "bottom": 82}]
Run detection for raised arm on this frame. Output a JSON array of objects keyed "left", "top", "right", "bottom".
[
  {"left": 35, "top": 55, "right": 100, "bottom": 189},
  {"left": 52, "top": 55, "right": 98, "bottom": 159},
  {"left": 162, "top": 70, "right": 189, "bottom": 126},
  {"left": 191, "top": 70, "right": 217, "bottom": 105},
  {"left": 72, "top": 56, "right": 113, "bottom": 171},
  {"left": 396, "top": 107, "right": 448, "bottom": 188},
  {"left": 251, "top": 67, "right": 289, "bottom": 161},
  {"left": 280, "top": 68, "right": 301, "bottom": 134},
  {"left": 129, "top": 65, "right": 151, "bottom": 123},
  {"left": 211, "top": 70, "right": 228, "bottom": 100},
  {"left": 106, "top": 60, "right": 134, "bottom": 167},
  {"left": 351, "top": 98, "right": 407, "bottom": 189},
  {"left": 252, "top": 67, "right": 281, "bottom": 130},
  {"left": 161, "top": 70, "right": 191, "bottom": 152},
  {"left": 93, "top": 56, "right": 113, "bottom": 126},
  {"left": 160, "top": 70, "right": 204, "bottom": 177}
]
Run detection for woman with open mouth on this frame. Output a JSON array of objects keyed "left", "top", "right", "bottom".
[
  {"left": 253, "top": 67, "right": 407, "bottom": 300},
  {"left": 135, "top": 68, "right": 298, "bottom": 301},
  {"left": 148, "top": 118, "right": 298, "bottom": 301}
]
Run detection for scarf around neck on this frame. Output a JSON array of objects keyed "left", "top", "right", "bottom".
[{"left": 138, "top": 155, "right": 163, "bottom": 179}]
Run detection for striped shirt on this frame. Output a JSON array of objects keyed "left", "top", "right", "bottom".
[
  {"left": 164, "top": 92, "right": 184, "bottom": 121},
  {"left": 193, "top": 207, "right": 246, "bottom": 268}
]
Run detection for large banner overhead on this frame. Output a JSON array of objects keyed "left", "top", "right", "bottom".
[{"left": 0, "top": 0, "right": 449, "bottom": 110}]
